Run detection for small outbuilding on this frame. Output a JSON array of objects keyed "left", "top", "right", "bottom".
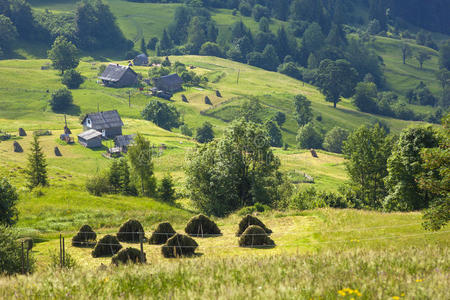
[
  {"left": 81, "top": 110, "right": 124, "bottom": 139},
  {"left": 99, "top": 64, "right": 138, "bottom": 88},
  {"left": 133, "top": 54, "right": 149, "bottom": 66},
  {"left": 153, "top": 73, "right": 183, "bottom": 93},
  {"left": 78, "top": 129, "right": 103, "bottom": 148},
  {"left": 114, "top": 134, "right": 135, "bottom": 153}
]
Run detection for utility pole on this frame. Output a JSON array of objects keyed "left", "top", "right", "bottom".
[
  {"left": 237, "top": 69, "right": 240, "bottom": 85},
  {"left": 128, "top": 90, "right": 131, "bottom": 108}
]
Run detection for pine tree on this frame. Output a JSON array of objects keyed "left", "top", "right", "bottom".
[
  {"left": 119, "top": 158, "right": 131, "bottom": 194},
  {"left": 25, "top": 135, "right": 48, "bottom": 189},
  {"left": 140, "top": 38, "right": 147, "bottom": 55},
  {"left": 158, "top": 173, "right": 176, "bottom": 203},
  {"left": 108, "top": 160, "right": 121, "bottom": 193}
]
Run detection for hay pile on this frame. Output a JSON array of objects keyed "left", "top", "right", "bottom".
[
  {"left": 111, "top": 247, "right": 145, "bottom": 265},
  {"left": 54, "top": 147, "right": 62, "bottom": 156},
  {"left": 18, "top": 128, "right": 26, "bottom": 136},
  {"left": 236, "top": 215, "right": 272, "bottom": 236},
  {"left": 72, "top": 225, "right": 97, "bottom": 247},
  {"left": 310, "top": 149, "right": 318, "bottom": 158},
  {"left": 238, "top": 225, "right": 275, "bottom": 248},
  {"left": 216, "top": 90, "right": 222, "bottom": 97},
  {"left": 161, "top": 233, "right": 198, "bottom": 258},
  {"left": 181, "top": 94, "right": 188, "bottom": 102},
  {"left": 117, "top": 219, "right": 145, "bottom": 243},
  {"left": 185, "top": 214, "right": 221, "bottom": 237},
  {"left": 13, "top": 141, "right": 23, "bottom": 153},
  {"left": 149, "top": 222, "right": 176, "bottom": 244},
  {"left": 204, "top": 96, "right": 212, "bottom": 105},
  {"left": 92, "top": 235, "right": 122, "bottom": 257}
]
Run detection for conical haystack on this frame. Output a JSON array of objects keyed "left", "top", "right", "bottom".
[
  {"left": 149, "top": 222, "right": 176, "bottom": 244},
  {"left": 236, "top": 214, "right": 272, "bottom": 236},
  {"left": 117, "top": 219, "right": 145, "bottom": 243},
  {"left": 92, "top": 235, "right": 122, "bottom": 257},
  {"left": 185, "top": 214, "right": 221, "bottom": 237},
  {"left": 238, "top": 225, "right": 275, "bottom": 248},
  {"left": 111, "top": 247, "right": 146, "bottom": 265},
  {"left": 161, "top": 233, "right": 198, "bottom": 258},
  {"left": 72, "top": 224, "right": 97, "bottom": 248}
]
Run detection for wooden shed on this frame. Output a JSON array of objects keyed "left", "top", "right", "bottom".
[
  {"left": 98, "top": 64, "right": 138, "bottom": 88},
  {"left": 78, "top": 129, "right": 103, "bottom": 148},
  {"left": 153, "top": 73, "right": 183, "bottom": 93}
]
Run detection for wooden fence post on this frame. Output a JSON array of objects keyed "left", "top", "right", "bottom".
[
  {"left": 62, "top": 237, "right": 65, "bottom": 268},
  {"left": 21, "top": 241, "right": 25, "bottom": 274},
  {"left": 139, "top": 232, "right": 144, "bottom": 263},
  {"left": 59, "top": 234, "right": 62, "bottom": 268}
]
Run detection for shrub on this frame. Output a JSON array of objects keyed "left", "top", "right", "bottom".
[
  {"left": 185, "top": 214, "right": 221, "bottom": 237},
  {"left": 149, "top": 222, "right": 176, "bottom": 245},
  {"left": 92, "top": 235, "right": 122, "bottom": 257},
  {"left": 72, "top": 225, "right": 97, "bottom": 248},
  {"left": 0, "top": 178, "right": 19, "bottom": 226},
  {"left": 157, "top": 174, "right": 176, "bottom": 203},
  {"left": 49, "top": 250, "right": 77, "bottom": 269},
  {"left": 0, "top": 226, "right": 35, "bottom": 274},
  {"left": 238, "top": 225, "right": 275, "bottom": 248},
  {"left": 117, "top": 219, "right": 145, "bottom": 243},
  {"left": 61, "top": 69, "right": 84, "bottom": 89},
  {"left": 236, "top": 215, "right": 272, "bottom": 236},
  {"left": 161, "top": 233, "right": 198, "bottom": 258},
  {"left": 195, "top": 122, "right": 214, "bottom": 143},
  {"left": 180, "top": 124, "right": 193, "bottom": 137},
  {"left": 141, "top": 100, "right": 181, "bottom": 131},
  {"left": 323, "top": 127, "right": 349, "bottom": 154},
  {"left": 296, "top": 123, "right": 323, "bottom": 149},
  {"left": 49, "top": 88, "right": 73, "bottom": 112},
  {"left": 86, "top": 174, "right": 110, "bottom": 196},
  {"left": 111, "top": 247, "right": 145, "bottom": 265}
]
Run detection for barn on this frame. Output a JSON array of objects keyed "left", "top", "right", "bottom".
[
  {"left": 133, "top": 54, "right": 149, "bottom": 66},
  {"left": 99, "top": 64, "right": 138, "bottom": 88},
  {"left": 78, "top": 129, "right": 103, "bottom": 148},
  {"left": 114, "top": 134, "right": 136, "bottom": 153},
  {"left": 81, "top": 110, "right": 124, "bottom": 139},
  {"left": 153, "top": 73, "right": 183, "bottom": 93}
]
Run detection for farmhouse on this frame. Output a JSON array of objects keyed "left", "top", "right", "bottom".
[
  {"left": 153, "top": 73, "right": 183, "bottom": 93},
  {"left": 78, "top": 129, "right": 103, "bottom": 148},
  {"left": 81, "top": 110, "right": 124, "bottom": 139},
  {"left": 114, "top": 134, "right": 135, "bottom": 153},
  {"left": 133, "top": 54, "right": 148, "bottom": 66},
  {"left": 99, "top": 64, "right": 138, "bottom": 88}
]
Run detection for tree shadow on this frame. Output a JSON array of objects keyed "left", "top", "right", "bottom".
[{"left": 63, "top": 104, "right": 81, "bottom": 116}]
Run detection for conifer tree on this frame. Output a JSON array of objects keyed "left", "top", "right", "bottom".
[
  {"left": 25, "top": 135, "right": 48, "bottom": 189},
  {"left": 158, "top": 173, "right": 176, "bottom": 203},
  {"left": 119, "top": 158, "right": 131, "bottom": 194}
]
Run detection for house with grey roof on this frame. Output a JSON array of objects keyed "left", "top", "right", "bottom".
[
  {"left": 81, "top": 110, "right": 124, "bottom": 139},
  {"left": 99, "top": 64, "right": 138, "bottom": 88},
  {"left": 78, "top": 129, "right": 103, "bottom": 148},
  {"left": 133, "top": 54, "right": 148, "bottom": 66},
  {"left": 114, "top": 134, "right": 135, "bottom": 153},
  {"left": 153, "top": 73, "right": 183, "bottom": 93}
]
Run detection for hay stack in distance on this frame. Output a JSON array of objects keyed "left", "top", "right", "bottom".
[
  {"left": 117, "top": 219, "right": 145, "bottom": 243},
  {"left": 236, "top": 214, "right": 272, "bottom": 236},
  {"left": 185, "top": 214, "right": 221, "bottom": 237},
  {"left": 18, "top": 128, "right": 26, "bottom": 136},
  {"left": 181, "top": 94, "right": 188, "bottom": 103},
  {"left": 149, "top": 222, "right": 176, "bottom": 244},
  {"left": 111, "top": 247, "right": 145, "bottom": 265},
  {"left": 92, "top": 235, "right": 122, "bottom": 257},
  {"left": 72, "top": 224, "right": 97, "bottom": 248},
  {"left": 238, "top": 225, "right": 275, "bottom": 248},
  {"left": 13, "top": 141, "right": 23, "bottom": 153},
  {"left": 204, "top": 96, "right": 212, "bottom": 105},
  {"left": 161, "top": 233, "right": 198, "bottom": 258},
  {"left": 54, "top": 147, "right": 62, "bottom": 156}
]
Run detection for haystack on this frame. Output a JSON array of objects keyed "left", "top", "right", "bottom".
[
  {"left": 117, "top": 219, "right": 145, "bottom": 243},
  {"left": 181, "top": 94, "right": 188, "bottom": 103},
  {"left": 185, "top": 214, "right": 221, "bottom": 237},
  {"left": 149, "top": 222, "right": 176, "bottom": 244},
  {"left": 54, "top": 147, "right": 62, "bottom": 156},
  {"left": 310, "top": 149, "right": 318, "bottom": 158},
  {"left": 13, "top": 141, "right": 23, "bottom": 153},
  {"left": 92, "top": 235, "right": 122, "bottom": 257},
  {"left": 238, "top": 225, "right": 275, "bottom": 248},
  {"left": 72, "top": 225, "right": 97, "bottom": 248},
  {"left": 236, "top": 214, "right": 272, "bottom": 236},
  {"left": 204, "top": 96, "right": 212, "bottom": 105},
  {"left": 216, "top": 90, "right": 222, "bottom": 97},
  {"left": 161, "top": 233, "right": 198, "bottom": 258},
  {"left": 18, "top": 128, "right": 26, "bottom": 136},
  {"left": 111, "top": 247, "right": 146, "bottom": 265}
]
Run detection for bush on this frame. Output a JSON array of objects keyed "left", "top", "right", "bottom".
[
  {"left": 199, "top": 42, "right": 223, "bottom": 57},
  {"left": 49, "top": 88, "right": 73, "bottom": 112},
  {"left": 161, "top": 233, "right": 198, "bottom": 258},
  {"left": 125, "top": 49, "right": 140, "bottom": 60},
  {"left": 180, "top": 124, "right": 193, "bottom": 137},
  {"left": 236, "top": 215, "right": 272, "bottom": 236},
  {"left": 61, "top": 69, "right": 84, "bottom": 89},
  {"left": 72, "top": 225, "right": 97, "bottom": 248},
  {"left": 195, "top": 122, "right": 214, "bottom": 143},
  {"left": 0, "top": 226, "right": 35, "bottom": 274},
  {"left": 49, "top": 250, "right": 77, "bottom": 269},
  {"left": 0, "top": 178, "right": 19, "bottom": 226},
  {"left": 185, "top": 214, "right": 221, "bottom": 237},
  {"left": 111, "top": 247, "right": 145, "bottom": 265},
  {"left": 117, "top": 219, "right": 145, "bottom": 243},
  {"left": 92, "top": 235, "right": 122, "bottom": 257},
  {"left": 141, "top": 100, "right": 181, "bottom": 131},
  {"left": 323, "top": 127, "right": 349, "bottom": 154},
  {"left": 149, "top": 222, "right": 176, "bottom": 245},
  {"left": 157, "top": 174, "right": 176, "bottom": 203},
  {"left": 238, "top": 225, "right": 275, "bottom": 248},
  {"left": 86, "top": 174, "right": 110, "bottom": 196},
  {"left": 296, "top": 123, "right": 323, "bottom": 149}
]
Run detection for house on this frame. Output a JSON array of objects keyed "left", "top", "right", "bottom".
[
  {"left": 133, "top": 54, "right": 148, "bottom": 66},
  {"left": 78, "top": 129, "right": 103, "bottom": 148},
  {"left": 152, "top": 73, "right": 183, "bottom": 93},
  {"left": 81, "top": 110, "right": 124, "bottom": 139},
  {"left": 114, "top": 134, "right": 135, "bottom": 153},
  {"left": 98, "top": 64, "right": 138, "bottom": 88}
]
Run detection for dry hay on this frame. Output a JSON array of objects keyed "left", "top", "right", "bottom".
[
  {"left": 181, "top": 94, "right": 188, "bottom": 102},
  {"left": 310, "top": 149, "right": 318, "bottom": 158},
  {"left": 216, "top": 90, "right": 222, "bottom": 97},
  {"left": 72, "top": 225, "right": 97, "bottom": 248},
  {"left": 92, "top": 235, "right": 122, "bottom": 257},
  {"left": 238, "top": 225, "right": 275, "bottom": 248},
  {"left": 236, "top": 214, "right": 272, "bottom": 236},
  {"left": 13, "top": 141, "right": 23, "bottom": 153},
  {"left": 54, "top": 147, "right": 62, "bottom": 156},
  {"left": 204, "top": 96, "right": 212, "bottom": 105},
  {"left": 149, "top": 222, "right": 176, "bottom": 244},
  {"left": 111, "top": 247, "right": 146, "bottom": 265},
  {"left": 161, "top": 233, "right": 198, "bottom": 258},
  {"left": 18, "top": 128, "right": 26, "bottom": 136},
  {"left": 117, "top": 219, "right": 145, "bottom": 243},
  {"left": 184, "top": 214, "right": 221, "bottom": 237}
]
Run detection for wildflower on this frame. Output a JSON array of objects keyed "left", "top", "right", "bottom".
[
  {"left": 392, "top": 297, "right": 400, "bottom": 300},
  {"left": 415, "top": 279, "right": 423, "bottom": 282},
  {"left": 338, "top": 290, "right": 346, "bottom": 296},
  {"left": 401, "top": 293, "right": 405, "bottom": 297}
]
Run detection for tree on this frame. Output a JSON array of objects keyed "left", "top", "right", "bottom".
[
  {"left": 61, "top": 69, "right": 84, "bottom": 89},
  {"left": 259, "top": 17, "right": 270, "bottom": 32},
  {"left": 199, "top": 42, "right": 223, "bottom": 57},
  {"left": 147, "top": 37, "right": 158, "bottom": 50},
  {"left": 302, "top": 22, "right": 324, "bottom": 53},
  {"left": 384, "top": 127, "right": 439, "bottom": 211},
  {"left": 238, "top": 99, "right": 262, "bottom": 123},
  {"left": 418, "top": 114, "right": 450, "bottom": 230},
  {"left": 47, "top": 36, "right": 79, "bottom": 74},
  {"left": 400, "top": 42, "right": 412, "bottom": 65},
  {"left": 118, "top": 158, "right": 132, "bottom": 195},
  {"left": 353, "top": 82, "right": 378, "bottom": 113},
  {"left": 262, "top": 44, "right": 279, "bottom": 71},
  {"left": 49, "top": 88, "right": 73, "bottom": 112},
  {"left": 159, "top": 29, "right": 172, "bottom": 51},
  {"left": 296, "top": 123, "right": 322, "bottom": 149},
  {"left": 25, "top": 135, "right": 48, "bottom": 189},
  {"left": 273, "top": 111, "right": 286, "bottom": 127},
  {"left": 140, "top": 38, "right": 147, "bottom": 55},
  {"left": 293, "top": 94, "right": 313, "bottom": 126},
  {"left": 187, "top": 16, "right": 207, "bottom": 53},
  {"left": 158, "top": 173, "right": 176, "bottom": 203},
  {"left": 436, "top": 69, "right": 450, "bottom": 90},
  {"left": 265, "top": 120, "right": 283, "bottom": 147},
  {"left": 0, "top": 15, "right": 17, "bottom": 52},
  {"left": 0, "top": 178, "right": 19, "bottom": 226},
  {"left": 343, "top": 124, "right": 392, "bottom": 208},
  {"left": 108, "top": 160, "right": 121, "bottom": 194},
  {"left": 415, "top": 51, "right": 431, "bottom": 69},
  {"left": 180, "top": 124, "right": 193, "bottom": 137},
  {"left": 416, "top": 30, "right": 426, "bottom": 46},
  {"left": 127, "top": 133, "right": 156, "bottom": 197},
  {"left": 0, "top": 226, "right": 34, "bottom": 275},
  {"left": 196, "top": 122, "right": 214, "bottom": 143},
  {"left": 141, "top": 100, "right": 181, "bottom": 131},
  {"left": 323, "top": 127, "right": 349, "bottom": 154},
  {"left": 439, "top": 40, "right": 450, "bottom": 70},
  {"left": 316, "top": 59, "right": 358, "bottom": 108},
  {"left": 185, "top": 120, "right": 281, "bottom": 216}
]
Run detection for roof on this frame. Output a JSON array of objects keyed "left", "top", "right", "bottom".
[
  {"left": 81, "top": 110, "right": 124, "bottom": 130},
  {"left": 78, "top": 129, "right": 102, "bottom": 140},
  {"left": 154, "top": 73, "right": 183, "bottom": 86},
  {"left": 114, "top": 134, "right": 136, "bottom": 147},
  {"left": 135, "top": 54, "right": 148, "bottom": 60},
  {"left": 99, "top": 64, "right": 137, "bottom": 82}
]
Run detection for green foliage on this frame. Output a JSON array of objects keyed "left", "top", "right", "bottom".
[
  {"left": 49, "top": 250, "right": 77, "bottom": 269},
  {"left": 265, "top": 120, "right": 283, "bottom": 147},
  {"left": 439, "top": 40, "right": 450, "bottom": 70},
  {"left": 158, "top": 173, "right": 176, "bottom": 203},
  {"left": 127, "top": 133, "right": 156, "bottom": 197},
  {"left": 302, "top": 22, "right": 324, "bottom": 53},
  {"left": 323, "top": 127, "right": 349, "bottom": 154},
  {"left": 0, "top": 226, "right": 34, "bottom": 275},
  {"left": 180, "top": 124, "right": 193, "bottom": 137},
  {"left": 0, "top": 14, "right": 17, "bottom": 51},
  {"left": 47, "top": 36, "right": 79, "bottom": 74},
  {"left": 277, "top": 62, "right": 303, "bottom": 80},
  {"left": 85, "top": 173, "right": 110, "bottom": 196},
  {"left": 406, "top": 82, "right": 437, "bottom": 106},
  {"left": 353, "top": 82, "right": 378, "bottom": 113},
  {"left": 195, "top": 122, "right": 214, "bottom": 143},
  {"left": 147, "top": 37, "right": 158, "bottom": 50},
  {"left": 296, "top": 123, "right": 322, "bottom": 149},
  {"left": 199, "top": 42, "right": 223, "bottom": 57},
  {"left": 0, "top": 178, "right": 18, "bottom": 226},
  {"left": 287, "top": 186, "right": 349, "bottom": 210},
  {"left": 273, "top": 111, "right": 286, "bottom": 127},
  {"left": 293, "top": 94, "right": 312, "bottom": 126},
  {"left": 49, "top": 87, "right": 73, "bottom": 112},
  {"left": 25, "top": 135, "right": 48, "bottom": 189},
  {"left": 61, "top": 69, "right": 84, "bottom": 89},
  {"left": 415, "top": 51, "right": 431, "bottom": 70},
  {"left": 141, "top": 100, "right": 181, "bottom": 131}
]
